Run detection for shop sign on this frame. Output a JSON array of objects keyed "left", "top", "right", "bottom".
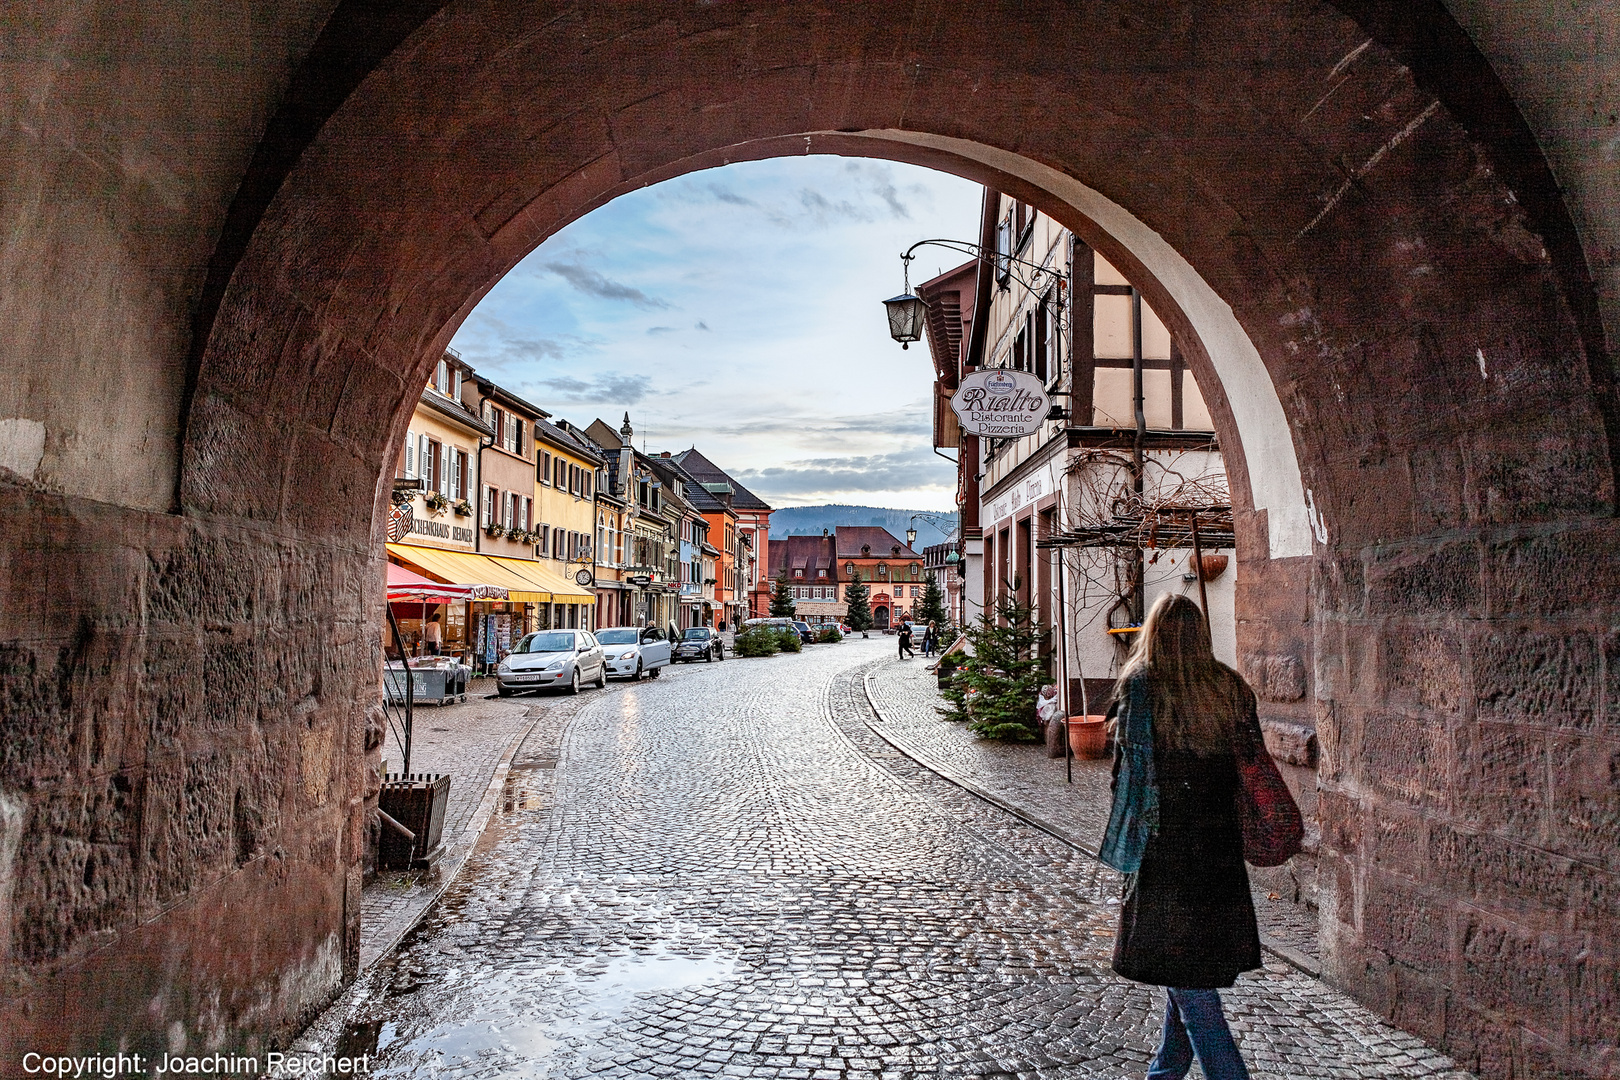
[
  {"left": 409, "top": 517, "right": 477, "bottom": 545},
  {"left": 950, "top": 368, "right": 1050, "bottom": 438}
]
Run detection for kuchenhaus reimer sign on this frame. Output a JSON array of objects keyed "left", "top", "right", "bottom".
[{"left": 950, "top": 368, "right": 1051, "bottom": 438}]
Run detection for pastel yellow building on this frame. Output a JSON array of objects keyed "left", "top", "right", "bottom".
[{"left": 533, "top": 417, "right": 604, "bottom": 629}]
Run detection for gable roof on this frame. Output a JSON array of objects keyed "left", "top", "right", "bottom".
[
  {"left": 657, "top": 455, "right": 734, "bottom": 514},
  {"left": 767, "top": 534, "right": 836, "bottom": 578},
  {"left": 835, "top": 525, "right": 919, "bottom": 560},
  {"left": 671, "top": 448, "right": 772, "bottom": 511}
]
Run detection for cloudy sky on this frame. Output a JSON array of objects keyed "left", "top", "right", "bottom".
[{"left": 448, "top": 157, "right": 984, "bottom": 511}]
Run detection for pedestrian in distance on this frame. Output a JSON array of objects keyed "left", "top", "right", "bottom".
[
  {"left": 1099, "top": 592, "right": 1262, "bottom": 1080},
  {"left": 422, "top": 613, "right": 443, "bottom": 656},
  {"left": 897, "top": 622, "right": 915, "bottom": 660},
  {"left": 923, "top": 620, "right": 938, "bottom": 657}
]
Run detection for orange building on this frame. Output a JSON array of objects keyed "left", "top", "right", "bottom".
[
  {"left": 835, "top": 526, "right": 924, "bottom": 630},
  {"left": 672, "top": 448, "right": 772, "bottom": 624}
]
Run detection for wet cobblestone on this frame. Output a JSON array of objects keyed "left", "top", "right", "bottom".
[
  {"left": 297, "top": 638, "right": 1469, "bottom": 1079},
  {"left": 862, "top": 659, "right": 1321, "bottom": 968}
]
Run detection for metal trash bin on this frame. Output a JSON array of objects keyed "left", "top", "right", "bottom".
[{"left": 378, "top": 773, "right": 451, "bottom": 869}]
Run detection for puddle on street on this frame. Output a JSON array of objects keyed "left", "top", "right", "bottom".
[{"left": 347, "top": 949, "right": 738, "bottom": 1076}]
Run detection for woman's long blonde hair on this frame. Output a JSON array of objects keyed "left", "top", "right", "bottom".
[{"left": 1113, "top": 592, "right": 1243, "bottom": 755}]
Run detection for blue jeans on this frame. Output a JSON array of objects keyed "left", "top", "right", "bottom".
[{"left": 1147, "top": 988, "right": 1251, "bottom": 1080}]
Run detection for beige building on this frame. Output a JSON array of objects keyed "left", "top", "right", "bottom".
[
  {"left": 925, "top": 192, "right": 1234, "bottom": 711},
  {"left": 532, "top": 417, "right": 605, "bottom": 629}
]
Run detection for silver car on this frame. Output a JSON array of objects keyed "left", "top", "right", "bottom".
[
  {"left": 595, "top": 626, "right": 672, "bottom": 679},
  {"left": 496, "top": 629, "right": 606, "bottom": 696}
]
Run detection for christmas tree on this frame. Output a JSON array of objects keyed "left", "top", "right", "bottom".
[
  {"left": 917, "top": 573, "right": 949, "bottom": 629},
  {"left": 843, "top": 580, "right": 873, "bottom": 633},
  {"left": 769, "top": 573, "right": 796, "bottom": 617},
  {"left": 941, "top": 595, "right": 1049, "bottom": 741}
]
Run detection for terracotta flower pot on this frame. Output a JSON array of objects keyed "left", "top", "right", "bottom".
[{"left": 1066, "top": 714, "right": 1110, "bottom": 759}]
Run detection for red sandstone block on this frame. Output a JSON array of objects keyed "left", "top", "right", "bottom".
[
  {"left": 1472, "top": 627, "right": 1600, "bottom": 731},
  {"left": 1370, "top": 809, "right": 1429, "bottom": 880},
  {"left": 1362, "top": 872, "right": 1452, "bottom": 977},
  {"left": 1365, "top": 538, "right": 1484, "bottom": 618},
  {"left": 1430, "top": 826, "right": 1577, "bottom": 918},
  {"left": 1451, "top": 721, "right": 1550, "bottom": 841},
  {"left": 1382, "top": 627, "right": 1466, "bottom": 718},
  {"left": 1546, "top": 734, "right": 1620, "bottom": 873},
  {"left": 1485, "top": 522, "right": 1620, "bottom": 619},
  {"left": 1359, "top": 712, "right": 1444, "bottom": 808},
  {"left": 1457, "top": 911, "right": 1573, "bottom": 1028},
  {"left": 1391, "top": 962, "right": 1450, "bottom": 1046}
]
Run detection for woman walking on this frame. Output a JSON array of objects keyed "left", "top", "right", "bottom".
[
  {"left": 1099, "top": 592, "right": 1262, "bottom": 1080},
  {"left": 922, "top": 620, "right": 938, "bottom": 657}
]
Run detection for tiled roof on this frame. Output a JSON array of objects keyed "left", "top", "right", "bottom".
[
  {"left": 767, "top": 534, "right": 835, "bottom": 578},
  {"left": 834, "top": 526, "right": 919, "bottom": 560},
  {"left": 672, "top": 448, "right": 772, "bottom": 511}
]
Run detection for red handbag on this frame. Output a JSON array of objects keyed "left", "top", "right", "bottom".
[{"left": 1234, "top": 693, "right": 1304, "bottom": 867}]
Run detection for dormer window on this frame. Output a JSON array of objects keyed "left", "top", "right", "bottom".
[{"left": 861, "top": 545, "right": 871, "bottom": 556}]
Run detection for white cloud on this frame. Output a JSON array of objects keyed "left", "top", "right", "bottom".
[{"left": 449, "top": 157, "right": 982, "bottom": 510}]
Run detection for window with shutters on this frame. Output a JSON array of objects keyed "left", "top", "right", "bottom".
[
  {"left": 455, "top": 450, "right": 469, "bottom": 499},
  {"left": 520, "top": 495, "right": 531, "bottom": 531},
  {"left": 540, "top": 451, "right": 551, "bottom": 485},
  {"left": 551, "top": 529, "right": 564, "bottom": 560},
  {"left": 537, "top": 523, "right": 549, "bottom": 552},
  {"left": 554, "top": 457, "right": 565, "bottom": 488},
  {"left": 451, "top": 367, "right": 462, "bottom": 404},
  {"left": 502, "top": 412, "right": 517, "bottom": 454},
  {"left": 424, "top": 439, "right": 441, "bottom": 492},
  {"left": 434, "top": 358, "right": 449, "bottom": 395},
  {"left": 482, "top": 486, "right": 494, "bottom": 526},
  {"left": 583, "top": 471, "right": 593, "bottom": 499},
  {"left": 403, "top": 431, "right": 415, "bottom": 478}
]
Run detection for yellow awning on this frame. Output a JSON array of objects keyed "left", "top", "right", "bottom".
[
  {"left": 488, "top": 555, "right": 597, "bottom": 602},
  {"left": 386, "top": 544, "right": 550, "bottom": 603}
]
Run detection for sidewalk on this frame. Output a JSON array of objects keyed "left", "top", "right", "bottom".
[
  {"left": 360, "top": 678, "right": 541, "bottom": 968},
  {"left": 862, "top": 656, "right": 1322, "bottom": 973}
]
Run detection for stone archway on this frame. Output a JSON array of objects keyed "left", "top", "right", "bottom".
[{"left": 2, "top": 4, "right": 1614, "bottom": 1076}]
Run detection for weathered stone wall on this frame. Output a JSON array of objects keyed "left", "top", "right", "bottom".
[
  {"left": 0, "top": 487, "right": 382, "bottom": 1061},
  {"left": 1314, "top": 520, "right": 1620, "bottom": 1074},
  {"left": 0, "top": 3, "right": 1614, "bottom": 1078}
]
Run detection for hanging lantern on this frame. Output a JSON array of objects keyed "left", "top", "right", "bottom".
[{"left": 883, "top": 293, "right": 927, "bottom": 349}]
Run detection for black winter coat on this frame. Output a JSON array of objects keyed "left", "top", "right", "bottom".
[{"left": 1110, "top": 747, "right": 1261, "bottom": 988}]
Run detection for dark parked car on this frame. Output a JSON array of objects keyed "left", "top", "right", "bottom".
[
  {"left": 673, "top": 626, "right": 724, "bottom": 662},
  {"left": 790, "top": 620, "right": 815, "bottom": 644}
]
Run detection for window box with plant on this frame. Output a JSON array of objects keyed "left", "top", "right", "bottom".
[
  {"left": 484, "top": 523, "right": 504, "bottom": 539},
  {"left": 505, "top": 527, "right": 526, "bottom": 542},
  {"left": 453, "top": 500, "right": 473, "bottom": 517},
  {"left": 424, "top": 491, "right": 450, "bottom": 513}
]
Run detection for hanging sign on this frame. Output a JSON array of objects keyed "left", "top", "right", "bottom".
[{"left": 950, "top": 368, "right": 1050, "bottom": 438}]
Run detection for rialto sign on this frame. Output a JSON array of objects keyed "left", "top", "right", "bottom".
[{"left": 950, "top": 368, "right": 1051, "bottom": 438}]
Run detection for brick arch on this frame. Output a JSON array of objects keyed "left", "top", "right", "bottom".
[{"left": 6, "top": 3, "right": 1613, "bottom": 1077}]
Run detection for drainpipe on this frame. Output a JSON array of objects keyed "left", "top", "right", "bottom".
[{"left": 1132, "top": 288, "right": 1146, "bottom": 624}]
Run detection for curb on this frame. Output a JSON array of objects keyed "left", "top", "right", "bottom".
[
  {"left": 359, "top": 704, "right": 546, "bottom": 970},
  {"left": 859, "top": 664, "right": 1322, "bottom": 980}
]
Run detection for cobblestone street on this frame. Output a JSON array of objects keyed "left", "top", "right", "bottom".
[{"left": 294, "top": 637, "right": 1471, "bottom": 1079}]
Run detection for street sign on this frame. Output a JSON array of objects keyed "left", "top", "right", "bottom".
[
  {"left": 628, "top": 574, "right": 652, "bottom": 586},
  {"left": 950, "top": 368, "right": 1050, "bottom": 438}
]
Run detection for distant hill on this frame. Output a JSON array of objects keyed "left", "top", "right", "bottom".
[{"left": 768, "top": 505, "right": 958, "bottom": 550}]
